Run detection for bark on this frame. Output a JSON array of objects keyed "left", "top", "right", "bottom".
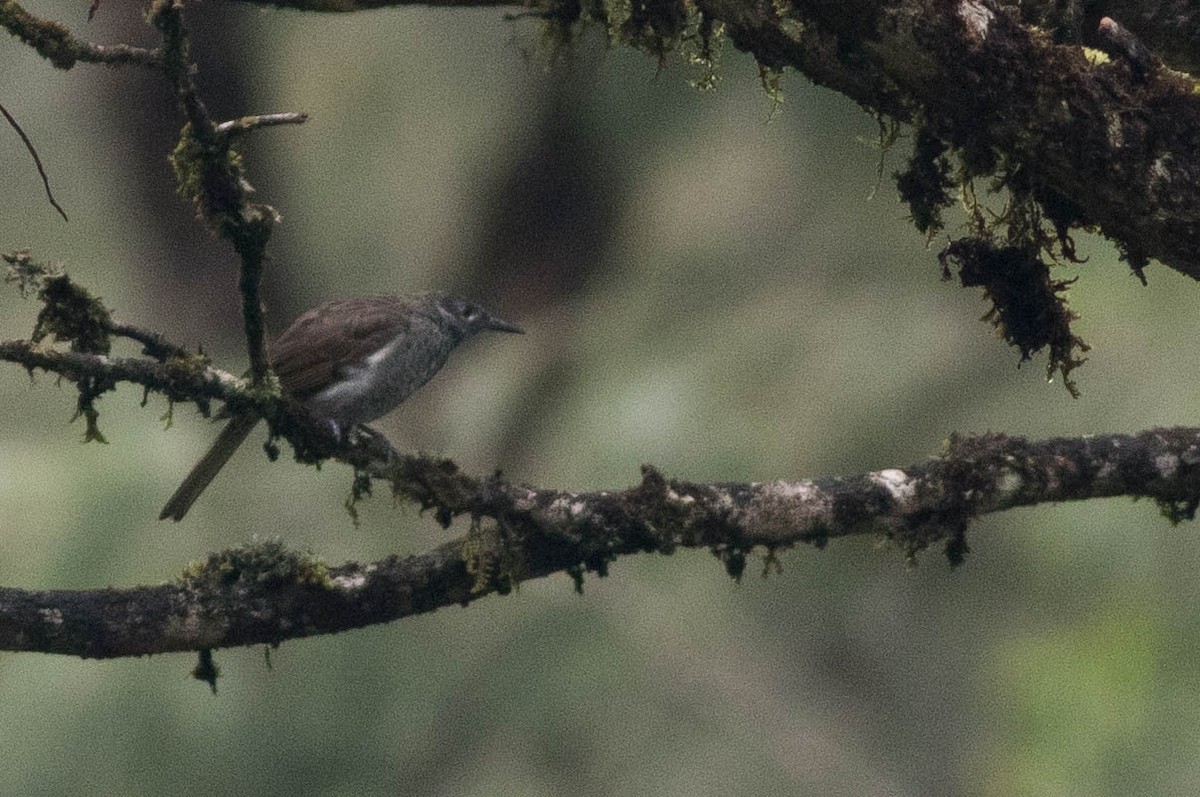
[{"left": 2, "top": 423, "right": 1199, "bottom": 658}]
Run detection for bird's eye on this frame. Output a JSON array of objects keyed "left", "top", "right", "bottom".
[{"left": 463, "top": 305, "right": 481, "bottom": 322}]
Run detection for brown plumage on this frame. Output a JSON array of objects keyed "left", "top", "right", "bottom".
[{"left": 270, "top": 296, "right": 417, "bottom": 402}]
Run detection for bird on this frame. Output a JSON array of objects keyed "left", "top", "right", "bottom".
[{"left": 159, "top": 291, "right": 523, "bottom": 521}]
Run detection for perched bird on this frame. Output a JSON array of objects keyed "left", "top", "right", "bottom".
[{"left": 160, "top": 292, "right": 523, "bottom": 521}]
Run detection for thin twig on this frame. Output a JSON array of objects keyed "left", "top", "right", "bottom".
[
  {"left": 0, "top": 102, "right": 67, "bottom": 222},
  {"left": 152, "top": 0, "right": 274, "bottom": 383},
  {"left": 215, "top": 112, "right": 309, "bottom": 137},
  {"left": 153, "top": 0, "right": 217, "bottom": 142},
  {"left": 106, "top": 321, "right": 191, "bottom": 361},
  {"left": 79, "top": 42, "right": 164, "bottom": 68}
]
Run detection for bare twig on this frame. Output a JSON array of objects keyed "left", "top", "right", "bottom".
[
  {"left": 215, "top": 112, "right": 309, "bottom": 137},
  {"left": 0, "top": 102, "right": 67, "bottom": 221}
]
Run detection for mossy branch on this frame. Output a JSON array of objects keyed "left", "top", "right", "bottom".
[
  {"left": 8, "top": 0, "right": 1200, "bottom": 389},
  {"left": 211, "top": 0, "right": 1200, "bottom": 288},
  {"left": 1, "top": 0, "right": 306, "bottom": 385},
  {"left": 1, "top": 426, "right": 1200, "bottom": 658},
  {"left": 204, "top": 0, "right": 1200, "bottom": 388},
  {"left": 0, "top": 0, "right": 163, "bottom": 69}
]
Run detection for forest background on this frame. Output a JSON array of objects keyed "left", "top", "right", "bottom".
[{"left": 0, "top": 2, "right": 1195, "bottom": 794}]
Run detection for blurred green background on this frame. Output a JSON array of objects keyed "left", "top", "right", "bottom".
[{"left": 4, "top": 2, "right": 1200, "bottom": 795}]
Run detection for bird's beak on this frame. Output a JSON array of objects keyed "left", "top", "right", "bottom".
[{"left": 486, "top": 316, "right": 524, "bottom": 334}]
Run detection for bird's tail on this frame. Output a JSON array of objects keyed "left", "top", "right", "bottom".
[{"left": 159, "top": 412, "right": 260, "bottom": 521}]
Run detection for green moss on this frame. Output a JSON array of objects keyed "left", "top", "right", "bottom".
[
  {"left": 168, "top": 123, "right": 247, "bottom": 235},
  {"left": 32, "top": 273, "right": 113, "bottom": 355},
  {"left": 191, "top": 648, "right": 219, "bottom": 694},
  {"left": 72, "top": 402, "right": 107, "bottom": 444},
  {"left": 895, "top": 128, "right": 955, "bottom": 236},
  {"left": 897, "top": 431, "right": 1033, "bottom": 564},
  {"left": 385, "top": 453, "right": 470, "bottom": 524},
  {"left": 344, "top": 469, "right": 372, "bottom": 525},
  {"left": 533, "top": 0, "right": 731, "bottom": 95},
  {"left": 565, "top": 562, "right": 586, "bottom": 594},
  {"left": 627, "top": 465, "right": 688, "bottom": 551},
  {"left": 2, "top": 248, "right": 51, "bottom": 296},
  {"left": 461, "top": 522, "right": 523, "bottom": 596},
  {"left": 759, "top": 546, "right": 783, "bottom": 577},
  {"left": 3, "top": 251, "right": 119, "bottom": 441},
  {"left": 5, "top": 251, "right": 113, "bottom": 354},
  {"left": 899, "top": 111, "right": 1092, "bottom": 397},
  {"left": 886, "top": 12, "right": 1127, "bottom": 392},
  {"left": 154, "top": 352, "right": 218, "bottom": 426},
  {"left": 1157, "top": 497, "right": 1199, "bottom": 526},
  {"left": 939, "top": 232, "right": 1089, "bottom": 397},
  {"left": 687, "top": 15, "right": 724, "bottom": 90},
  {"left": 715, "top": 545, "right": 747, "bottom": 580},
  {"left": 161, "top": 351, "right": 212, "bottom": 393},
  {"left": 758, "top": 63, "right": 784, "bottom": 117},
  {"left": 181, "top": 538, "right": 332, "bottom": 591},
  {"left": 629, "top": 465, "right": 755, "bottom": 581},
  {"left": 0, "top": 0, "right": 84, "bottom": 70}
]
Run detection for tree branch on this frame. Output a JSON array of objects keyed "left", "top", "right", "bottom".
[
  {"left": 0, "top": 339, "right": 242, "bottom": 408},
  {"left": 222, "top": 0, "right": 1200, "bottom": 286},
  {"left": 2, "top": 2, "right": 300, "bottom": 384},
  {"left": 9, "top": 0, "right": 1200, "bottom": 381},
  {"left": 106, "top": 321, "right": 193, "bottom": 362},
  {"left": 0, "top": 0, "right": 163, "bottom": 69},
  {"left": 151, "top": 0, "right": 300, "bottom": 384},
  {"left": 215, "top": 112, "right": 310, "bottom": 136},
  {"left": 1095, "top": 0, "right": 1200, "bottom": 74},
  {"left": 1, "top": 427, "right": 1198, "bottom": 658},
  {"left": 0, "top": 0, "right": 303, "bottom": 385},
  {"left": 230, "top": 0, "right": 508, "bottom": 9}
]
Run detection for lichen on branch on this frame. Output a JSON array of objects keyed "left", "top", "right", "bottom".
[
  {"left": 1, "top": 425, "right": 1200, "bottom": 658},
  {"left": 0, "top": 0, "right": 163, "bottom": 69}
]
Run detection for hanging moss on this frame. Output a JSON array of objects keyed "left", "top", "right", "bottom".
[
  {"left": 939, "top": 235, "right": 1089, "bottom": 396},
  {"left": 895, "top": 128, "right": 956, "bottom": 236},
  {"left": 168, "top": 122, "right": 246, "bottom": 236},
  {"left": 536, "top": 0, "right": 735, "bottom": 97}
]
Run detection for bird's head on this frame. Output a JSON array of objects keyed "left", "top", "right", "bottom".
[{"left": 432, "top": 293, "right": 524, "bottom": 341}]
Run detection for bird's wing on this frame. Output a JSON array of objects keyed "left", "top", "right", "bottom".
[{"left": 270, "top": 296, "right": 413, "bottom": 400}]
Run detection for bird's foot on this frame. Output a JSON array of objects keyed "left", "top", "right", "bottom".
[{"left": 354, "top": 424, "right": 398, "bottom": 462}]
